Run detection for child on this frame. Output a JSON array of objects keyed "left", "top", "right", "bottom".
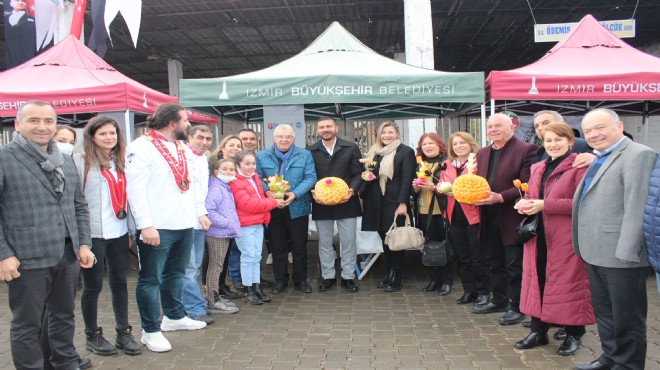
[
  {"left": 230, "top": 150, "right": 284, "bottom": 304},
  {"left": 205, "top": 159, "right": 241, "bottom": 314}
]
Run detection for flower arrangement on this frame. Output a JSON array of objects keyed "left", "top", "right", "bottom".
[
  {"left": 359, "top": 158, "right": 377, "bottom": 181},
  {"left": 414, "top": 156, "right": 432, "bottom": 186},
  {"left": 513, "top": 179, "right": 529, "bottom": 198},
  {"left": 264, "top": 174, "right": 290, "bottom": 199}
]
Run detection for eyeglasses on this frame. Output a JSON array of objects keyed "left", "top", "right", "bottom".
[{"left": 275, "top": 135, "right": 293, "bottom": 140}]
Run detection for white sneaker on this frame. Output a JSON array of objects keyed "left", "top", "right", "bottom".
[
  {"left": 160, "top": 316, "right": 207, "bottom": 332},
  {"left": 141, "top": 331, "right": 172, "bottom": 352},
  {"left": 266, "top": 253, "right": 273, "bottom": 265},
  {"left": 220, "top": 297, "right": 238, "bottom": 308},
  {"left": 288, "top": 252, "right": 293, "bottom": 264},
  {"left": 207, "top": 300, "right": 239, "bottom": 314}
]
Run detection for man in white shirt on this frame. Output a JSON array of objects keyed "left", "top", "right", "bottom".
[{"left": 125, "top": 103, "right": 212, "bottom": 353}]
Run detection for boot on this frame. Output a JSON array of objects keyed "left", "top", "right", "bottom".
[
  {"left": 115, "top": 326, "right": 142, "bottom": 355},
  {"left": 253, "top": 283, "right": 271, "bottom": 302},
  {"left": 85, "top": 327, "right": 118, "bottom": 356},
  {"left": 378, "top": 268, "right": 395, "bottom": 289},
  {"left": 243, "top": 286, "right": 263, "bottom": 305},
  {"left": 384, "top": 270, "right": 402, "bottom": 292}
]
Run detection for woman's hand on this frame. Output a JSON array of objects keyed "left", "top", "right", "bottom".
[
  {"left": 520, "top": 199, "right": 544, "bottom": 215},
  {"left": 394, "top": 203, "right": 407, "bottom": 217}
]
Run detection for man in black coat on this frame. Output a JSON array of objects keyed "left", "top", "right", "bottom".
[{"left": 307, "top": 117, "right": 362, "bottom": 292}]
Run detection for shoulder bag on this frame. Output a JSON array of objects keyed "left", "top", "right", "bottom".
[
  {"left": 421, "top": 192, "right": 453, "bottom": 266},
  {"left": 384, "top": 214, "right": 424, "bottom": 251}
]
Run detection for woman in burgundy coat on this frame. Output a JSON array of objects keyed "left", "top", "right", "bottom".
[{"left": 514, "top": 122, "right": 595, "bottom": 356}]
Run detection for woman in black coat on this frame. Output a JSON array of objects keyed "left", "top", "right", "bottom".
[{"left": 361, "top": 121, "right": 416, "bottom": 292}]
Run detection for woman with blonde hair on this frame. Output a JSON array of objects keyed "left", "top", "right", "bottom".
[
  {"left": 361, "top": 121, "right": 416, "bottom": 292},
  {"left": 439, "top": 132, "right": 489, "bottom": 305}
]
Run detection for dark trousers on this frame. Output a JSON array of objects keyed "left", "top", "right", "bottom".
[
  {"left": 81, "top": 233, "right": 130, "bottom": 331},
  {"left": 8, "top": 247, "right": 80, "bottom": 370},
  {"left": 481, "top": 216, "right": 524, "bottom": 311},
  {"left": 452, "top": 223, "right": 488, "bottom": 295},
  {"left": 587, "top": 264, "right": 647, "bottom": 369},
  {"left": 419, "top": 213, "right": 455, "bottom": 284},
  {"left": 377, "top": 230, "right": 406, "bottom": 271},
  {"left": 136, "top": 228, "right": 193, "bottom": 333},
  {"left": 269, "top": 208, "right": 308, "bottom": 284}
]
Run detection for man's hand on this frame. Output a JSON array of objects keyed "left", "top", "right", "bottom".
[
  {"left": 310, "top": 189, "right": 319, "bottom": 202},
  {"left": 0, "top": 256, "right": 21, "bottom": 281},
  {"left": 276, "top": 199, "right": 286, "bottom": 209},
  {"left": 199, "top": 215, "right": 212, "bottom": 231},
  {"left": 572, "top": 153, "right": 596, "bottom": 168},
  {"left": 141, "top": 227, "right": 160, "bottom": 246},
  {"left": 79, "top": 245, "right": 95, "bottom": 269},
  {"left": 474, "top": 191, "right": 504, "bottom": 206},
  {"left": 338, "top": 189, "right": 354, "bottom": 204},
  {"left": 283, "top": 192, "right": 297, "bottom": 206}
]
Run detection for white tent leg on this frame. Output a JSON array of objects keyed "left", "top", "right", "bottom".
[
  {"left": 357, "top": 253, "right": 381, "bottom": 280},
  {"left": 124, "top": 110, "right": 132, "bottom": 143},
  {"left": 481, "top": 103, "right": 488, "bottom": 147}
]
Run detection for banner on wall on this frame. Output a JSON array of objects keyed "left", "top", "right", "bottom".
[{"left": 262, "top": 105, "right": 306, "bottom": 150}]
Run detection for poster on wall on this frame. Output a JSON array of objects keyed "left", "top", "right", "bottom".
[
  {"left": 4, "top": 0, "right": 61, "bottom": 69},
  {"left": 263, "top": 105, "right": 306, "bottom": 150}
]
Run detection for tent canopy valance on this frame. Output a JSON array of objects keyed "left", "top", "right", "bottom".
[{"left": 179, "top": 22, "right": 484, "bottom": 121}]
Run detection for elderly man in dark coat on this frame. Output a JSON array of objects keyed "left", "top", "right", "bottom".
[{"left": 308, "top": 117, "right": 363, "bottom": 292}]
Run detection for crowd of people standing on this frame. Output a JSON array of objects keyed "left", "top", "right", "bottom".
[{"left": 0, "top": 100, "right": 657, "bottom": 370}]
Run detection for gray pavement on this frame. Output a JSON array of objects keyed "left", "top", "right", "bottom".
[{"left": 1, "top": 247, "right": 660, "bottom": 369}]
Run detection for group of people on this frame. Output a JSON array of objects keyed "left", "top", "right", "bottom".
[{"left": 0, "top": 100, "right": 656, "bottom": 370}]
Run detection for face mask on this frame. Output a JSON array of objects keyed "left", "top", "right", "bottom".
[
  {"left": 217, "top": 174, "right": 236, "bottom": 183},
  {"left": 56, "top": 142, "right": 74, "bottom": 156}
]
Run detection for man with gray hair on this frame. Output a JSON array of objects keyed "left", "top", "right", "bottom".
[
  {"left": 571, "top": 108, "right": 656, "bottom": 370},
  {"left": 257, "top": 124, "right": 317, "bottom": 294}
]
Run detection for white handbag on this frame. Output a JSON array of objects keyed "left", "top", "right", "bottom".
[{"left": 384, "top": 214, "right": 424, "bottom": 251}]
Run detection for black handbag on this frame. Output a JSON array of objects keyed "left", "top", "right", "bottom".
[
  {"left": 516, "top": 214, "right": 539, "bottom": 244},
  {"left": 421, "top": 193, "right": 453, "bottom": 267}
]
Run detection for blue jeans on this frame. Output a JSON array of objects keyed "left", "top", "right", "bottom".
[
  {"left": 181, "top": 229, "right": 207, "bottom": 317},
  {"left": 136, "top": 229, "right": 193, "bottom": 333},
  {"left": 228, "top": 240, "right": 242, "bottom": 281},
  {"left": 234, "top": 225, "right": 263, "bottom": 285}
]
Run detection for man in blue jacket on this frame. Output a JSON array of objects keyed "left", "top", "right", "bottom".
[
  {"left": 257, "top": 124, "right": 317, "bottom": 294},
  {"left": 644, "top": 154, "right": 660, "bottom": 295}
]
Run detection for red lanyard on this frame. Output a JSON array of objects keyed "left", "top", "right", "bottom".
[
  {"left": 100, "top": 167, "right": 127, "bottom": 220},
  {"left": 144, "top": 130, "right": 190, "bottom": 192}
]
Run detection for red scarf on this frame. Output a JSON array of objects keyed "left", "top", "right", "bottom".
[
  {"left": 144, "top": 130, "right": 190, "bottom": 192},
  {"left": 100, "top": 166, "right": 127, "bottom": 219}
]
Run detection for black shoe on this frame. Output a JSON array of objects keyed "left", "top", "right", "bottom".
[
  {"left": 474, "top": 294, "right": 490, "bottom": 306},
  {"left": 294, "top": 281, "right": 312, "bottom": 293},
  {"left": 319, "top": 279, "right": 337, "bottom": 292},
  {"left": 85, "top": 327, "right": 118, "bottom": 356},
  {"left": 456, "top": 292, "right": 477, "bottom": 305},
  {"left": 79, "top": 358, "right": 92, "bottom": 370},
  {"left": 378, "top": 269, "right": 395, "bottom": 289},
  {"left": 553, "top": 327, "right": 567, "bottom": 340},
  {"left": 341, "top": 279, "right": 359, "bottom": 293},
  {"left": 253, "top": 283, "right": 271, "bottom": 302},
  {"left": 115, "top": 326, "right": 142, "bottom": 355},
  {"left": 572, "top": 360, "right": 611, "bottom": 370},
  {"left": 522, "top": 320, "right": 532, "bottom": 328},
  {"left": 437, "top": 283, "right": 452, "bottom": 296},
  {"left": 514, "top": 332, "right": 549, "bottom": 349},
  {"left": 271, "top": 281, "right": 287, "bottom": 294},
  {"left": 383, "top": 270, "right": 402, "bottom": 292},
  {"left": 421, "top": 281, "right": 439, "bottom": 292},
  {"left": 232, "top": 279, "right": 244, "bottom": 290},
  {"left": 260, "top": 278, "right": 274, "bottom": 288},
  {"left": 219, "top": 284, "right": 239, "bottom": 300},
  {"left": 472, "top": 302, "right": 507, "bottom": 314},
  {"left": 243, "top": 286, "right": 263, "bottom": 305},
  {"left": 498, "top": 310, "right": 526, "bottom": 325},
  {"left": 557, "top": 335, "right": 581, "bottom": 356}
]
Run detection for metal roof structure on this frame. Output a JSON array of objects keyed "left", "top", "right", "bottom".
[{"left": 2, "top": 0, "right": 660, "bottom": 94}]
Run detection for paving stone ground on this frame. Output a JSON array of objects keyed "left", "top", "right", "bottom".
[{"left": 1, "top": 244, "right": 659, "bottom": 369}]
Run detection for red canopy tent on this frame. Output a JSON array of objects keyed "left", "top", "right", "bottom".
[
  {"left": 487, "top": 14, "right": 660, "bottom": 103},
  {"left": 0, "top": 35, "right": 218, "bottom": 125}
]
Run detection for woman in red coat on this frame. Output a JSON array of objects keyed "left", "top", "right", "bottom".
[{"left": 514, "top": 122, "right": 595, "bottom": 356}]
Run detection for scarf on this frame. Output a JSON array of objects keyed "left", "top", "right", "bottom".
[
  {"left": 366, "top": 139, "right": 401, "bottom": 195},
  {"left": 14, "top": 133, "right": 65, "bottom": 198},
  {"left": 273, "top": 144, "right": 294, "bottom": 175}
]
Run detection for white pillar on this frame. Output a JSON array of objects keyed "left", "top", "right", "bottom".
[
  {"left": 168, "top": 59, "right": 184, "bottom": 97},
  {"left": 403, "top": 0, "right": 434, "bottom": 148},
  {"left": 99, "top": 111, "right": 134, "bottom": 143}
]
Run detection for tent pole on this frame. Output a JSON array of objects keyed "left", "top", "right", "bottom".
[
  {"left": 124, "top": 110, "right": 132, "bottom": 143},
  {"left": 643, "top": 101, "right": 649, "bottom": 146},
  {"left": 220, "top": 113, "right": 224, "bottom": 135},
  {"left": 481, "top": 103, "right": 487, "bottom": 147}
]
